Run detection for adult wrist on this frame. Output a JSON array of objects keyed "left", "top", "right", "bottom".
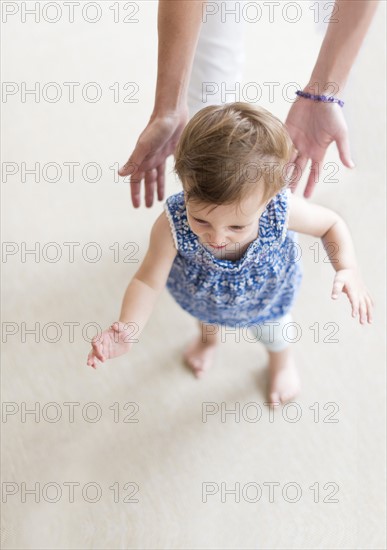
[
  {"left": 295, "top": 90, "right": 344, "bottom": 108},
  {"left": 305, "top": 77, "right": 346, "bottom": 96},
  {"left": 154, "top": 78, "right": 189, "bottom": 115},
  {"left": 152, "top": 98, "right": 189, "bottom": 121}
]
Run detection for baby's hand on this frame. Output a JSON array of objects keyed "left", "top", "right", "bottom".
[
  {"left": 86, "top": 321, "right": 136, "bottom": 369},
  {"left": 331, "top": 269, "right": 374, "bottom": 324}
]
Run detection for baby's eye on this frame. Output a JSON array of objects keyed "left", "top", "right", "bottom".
[
  {"left": 230, "top": 226, "right": 244, "bottom": 231},
  {"left": 193, "top": 218, "right": 208, "bottom": 224}
]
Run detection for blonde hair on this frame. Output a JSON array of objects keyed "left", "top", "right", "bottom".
[{"left": 174, "top": 102, "right": 295, "bottom": 205}]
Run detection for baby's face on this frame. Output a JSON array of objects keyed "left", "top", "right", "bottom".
[{"left": 186, "top": 187, "right": 270, "bottom": 255}]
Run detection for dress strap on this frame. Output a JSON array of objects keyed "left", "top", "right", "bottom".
[
  {"left": 163, "top": 201, "right": 179, "bottom": 250},
  {"left": 262, "top": 187, "right": 290, "bottom": 246},
  {"left": 163, "top": 191, "right": 194, "bottom": 253}
]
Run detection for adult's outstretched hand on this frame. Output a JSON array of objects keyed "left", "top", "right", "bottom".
[
  {"left": 118, "top": 107, "right": 189, "bottom": 208},
  {"left": 285, "top": 95, "right": 355, "bottom": 198}
]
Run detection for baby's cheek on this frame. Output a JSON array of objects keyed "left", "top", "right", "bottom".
[
  {"left": 231, "top": 233, "right": 244, "bottom": 245},
  {"left": 238, "top": 229, "right": 256, "bottom": 244},
  {"left": 193, "top": 228, "right": 204, "bottom": 238},
  {"left": 188, "top": 223, "right": 199, "bottom": 235}
]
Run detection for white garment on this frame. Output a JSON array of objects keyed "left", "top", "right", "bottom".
[
  {"left": 187, "top": 0, "right": 324, "bottom": 117},
  {"left": 188, "top": 1, "right": 246, "bottom": 117},
  {"left": 247, "top": 313, "right": 299, "bottom": 352}
]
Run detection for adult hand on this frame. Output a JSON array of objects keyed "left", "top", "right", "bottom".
[
  {"left": 285, "top": 95, "right": 355, "bottom": 198},
  {"left": 118, "top": 106, "right": 189, "bottom": 208}
]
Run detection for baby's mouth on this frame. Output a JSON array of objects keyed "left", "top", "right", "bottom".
[{"left": 209, "top": 243, "right": 227, "bottom": 249}]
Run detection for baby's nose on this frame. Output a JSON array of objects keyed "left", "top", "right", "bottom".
[{"left": 209, "top": 232, "right": 226, "bottom": 246}]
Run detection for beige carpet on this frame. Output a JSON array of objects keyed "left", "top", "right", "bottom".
[{"left": 2, "top": 2, "right": 386, "bottom": 549}]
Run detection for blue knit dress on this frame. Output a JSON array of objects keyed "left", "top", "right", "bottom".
[{"left": 163, "top": 188, "right": 302, "bottom": 327}]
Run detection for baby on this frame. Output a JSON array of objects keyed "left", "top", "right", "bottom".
[{"left": 87, "top": 102, "right": 373, "bottom": 406}]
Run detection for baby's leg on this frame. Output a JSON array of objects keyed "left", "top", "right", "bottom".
[
  {"left": 183, "top": 320, "right": 219, "bottom": 378},
  {"left": 251, "top": 314, "right": 301, "bottom": 406},
  {"left": 267, "top": 346, "right": 300, "bottom": 406}
]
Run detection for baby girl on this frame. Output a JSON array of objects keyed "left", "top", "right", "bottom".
[{"left": 87, "top": 102, "right": 373, "bottom": 406}]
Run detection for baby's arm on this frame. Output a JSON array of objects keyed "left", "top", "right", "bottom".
[
  {"left": 87, "top": 211, "right": 177, "bottom": 368},
  {"left": 288, "top": 194, "right": 373, "bottom": 324}
]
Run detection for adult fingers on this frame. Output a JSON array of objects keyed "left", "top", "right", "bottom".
[
  {"left": 304, "top": 159, "right": 322, "bottom": 199},
  {"left": 130, "top": 171, "right": 145, "bottom": 208},
  {"left": 364, "top": 295, "right": 374, "bottom": 323},
  {"left": 157, "top": 161, "right": 166, "bottom": 201},
  {"left": 358, "top": 298, "right": 368, "bottom": 325},
  {"left": 289, "top": 155, "right": 308, "bottom": 192},
  {"left": 289, "top": 148, "right": 299, "bottom": 165},
  {"left": 366, "top": 292, "right": 375, "bottom": 308},
  {"left": 144, "top": 169, "right": 157, "bottom": 208},
  {"left": 336, "top": 131, "right": 355, "bottom": 169},
  {"left": 119, "top": 138, "right": 150, "bottom": 177},
  {"left": 268, "top": 393, "right": 281, "bottom": 408}
]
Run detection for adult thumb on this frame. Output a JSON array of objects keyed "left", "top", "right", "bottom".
[{"left": 336, "top": 133, "right": 355, "bottom": 169}]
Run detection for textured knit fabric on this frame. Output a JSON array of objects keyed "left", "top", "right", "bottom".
[{"left": 163, "top": 189, "right": 302, "bottom": 327}]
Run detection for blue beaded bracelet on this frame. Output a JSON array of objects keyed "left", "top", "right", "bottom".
[{"left": 295, "top": 90, "right": 344, "bottom": 108}]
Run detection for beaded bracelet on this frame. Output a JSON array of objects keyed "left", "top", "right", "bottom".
[{"left": 295, "top": 90, "right": 344, "bottom": 108}]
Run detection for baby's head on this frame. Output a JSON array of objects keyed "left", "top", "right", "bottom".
[
  {"left": 174, "top": 102, "right": 295, "bottom": 250},
  {"left": 175, "top": 102, "right": 294, "bottom": 205}
]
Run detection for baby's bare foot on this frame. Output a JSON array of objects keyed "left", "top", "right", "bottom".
[
  {"left": 267, "top": 348, "right": 300, "bottom": 406},
  {"left": 183, "top": 324, "right": 218, "bottom": 378}
]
